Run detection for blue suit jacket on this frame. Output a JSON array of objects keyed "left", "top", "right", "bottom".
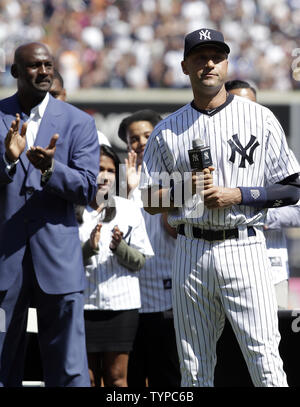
[{"left": 0, "top": 93, "right": 100, "bottom": 294}]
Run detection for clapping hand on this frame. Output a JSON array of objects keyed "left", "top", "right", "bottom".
[
  {"left": 5, "top": 114, "right": 27, "bottom": 162},
  {"left": 109, "top": 226, "right": 123, "bottom": 251},
  {"left": 89, "top": 223, "right": 102, "bottom": 250},
  {"left": 124, "top": 150, "right": 142, "bottom": 196},
  {"left": 26, "top": 133, "right": 59, "bottom": 172}
]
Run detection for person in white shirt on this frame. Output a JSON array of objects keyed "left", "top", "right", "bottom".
[{"left": 77, "top": 144, "right": 153, "bottom": 387}]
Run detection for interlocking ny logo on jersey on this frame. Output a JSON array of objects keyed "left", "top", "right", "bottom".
[
  {"left": 228, "top": 134, "right": 259, "bottom": 168},
  {"left": 199, "top": 29, "right": 211, "bottom": 40}
]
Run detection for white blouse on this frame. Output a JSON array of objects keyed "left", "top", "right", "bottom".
[{"left": 79, "top": 196, "right": 154, "bottom": 310}]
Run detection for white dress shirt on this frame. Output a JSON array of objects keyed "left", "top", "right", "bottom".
[
  {"left": 22, "top": 93, "right": 50, "bottom": 333},
  {"left": 25, "top": 92, "right": 49, "bottom": 149}
]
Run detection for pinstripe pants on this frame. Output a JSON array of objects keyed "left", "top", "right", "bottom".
[{"left": 172, "top": 227, "right": 288, "bottom": 387}]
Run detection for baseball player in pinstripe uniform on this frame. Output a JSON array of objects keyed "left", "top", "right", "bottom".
[
  {"left": 139, "top": 28, "right": 300, "bottom": 386},
  {"left": 118, "top": 110, "right": 181, "bottom": 387},
  {"left": 225, "top": 79, "right": 300, "bottom": 309}
]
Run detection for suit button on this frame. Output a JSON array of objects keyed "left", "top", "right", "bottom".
[{"left": 26, "top": 187, "right": 34, "bottom": 195}]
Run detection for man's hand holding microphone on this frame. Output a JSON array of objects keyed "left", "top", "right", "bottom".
[{"left": 188, "top": 138, "right": 241, "bottom": 209}]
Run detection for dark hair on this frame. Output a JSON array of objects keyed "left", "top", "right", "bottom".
[
  {"left": 100, "top": 144, "right": 121, "bottom": 196},
  {"left": 225, "top": 79, "right": 257, "bottom": 96},
  {"left": 75, "top": 144, "right": 120, "bottom": 225},
  {"left": 53, "top": 68, "right": 64, "bottom": 88},
  {"left": 118, "top": 109, "right": 162, "bottom": 143}
]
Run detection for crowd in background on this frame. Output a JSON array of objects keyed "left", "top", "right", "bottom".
[{"left": 0, "top": 0, "right": 300, "bottom": 92}]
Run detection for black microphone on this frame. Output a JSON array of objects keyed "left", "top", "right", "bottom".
[{"left": 188, "top": 138, "right": 213, "bottom": 170}]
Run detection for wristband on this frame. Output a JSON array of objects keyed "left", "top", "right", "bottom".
[
  {"left": 238, "top": 184, "right": 299, "bottom": 208},
  {"left": 238, "top": 187, "right": 267, "bottom": 207}
]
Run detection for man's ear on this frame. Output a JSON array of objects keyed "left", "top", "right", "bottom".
[
  {"left": 61, "top": 88, "right": 67, "bottom": 101},
  {"left": 11, "top": 64, "right": 18, "bottom": 78},
  {"left": 181, "top": 60, "right": 188, "bottom": 75}
]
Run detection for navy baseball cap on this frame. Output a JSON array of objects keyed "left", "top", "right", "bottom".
[{"left": 184, "top": 28, "right": 230, "bottom": 58}]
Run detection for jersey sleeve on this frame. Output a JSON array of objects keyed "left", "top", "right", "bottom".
[
  {"left": 265, "top": 201, "right": 300, "bottom": 229},
  {"left": 139, "top": 129, "right": 170, "bottom": 190},
  {"left": 264, "top": 111, "right": 300, "bottom": 186}
]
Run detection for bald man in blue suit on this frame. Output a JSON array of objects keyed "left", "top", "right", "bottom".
[{"left": 0, "top": 42, "right": 100, "bottom": 386}]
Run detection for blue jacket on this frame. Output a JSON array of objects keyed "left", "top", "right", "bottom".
[{"left": 0, "top": 93, "right": 100, "bottom": 294}]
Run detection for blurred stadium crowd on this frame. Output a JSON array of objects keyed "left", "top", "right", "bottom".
[{"left": 0, "top": 0, "right": 300, "bottom": 92}]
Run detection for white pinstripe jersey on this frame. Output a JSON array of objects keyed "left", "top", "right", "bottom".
[
  {"left": 131, "top": 188, "right": 177, "bottom": 313},
  {"left": 140, "top": 95, "right": 300, "bottom": 229},
  {"left": 79, "top": 196, "right": 154, "bottom": 311}
]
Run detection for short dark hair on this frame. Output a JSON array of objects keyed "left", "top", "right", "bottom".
[
  {"left": 100, "top": 144, "right": 121, "bottom": 196},
  {"left": 118, "top": 109, "right": 162, "bottom": 143},
  {"left": 53, "top": 68, "right": 64, "bottom": 88},
  {"left": 225, "top": 79, "right": 257, "bottom": 96}
]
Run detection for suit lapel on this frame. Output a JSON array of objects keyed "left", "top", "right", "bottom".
[{"left": 33, "top": 99, "right": 58, "bottom": 148}]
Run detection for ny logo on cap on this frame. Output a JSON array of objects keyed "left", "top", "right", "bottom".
[{"left": 199, "top": 29, "right": 211, "bottom": 41}]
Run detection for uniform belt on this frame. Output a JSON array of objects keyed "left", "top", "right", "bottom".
[{"left": 177, "top": 224, "right": 256, "bottom": 241}]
